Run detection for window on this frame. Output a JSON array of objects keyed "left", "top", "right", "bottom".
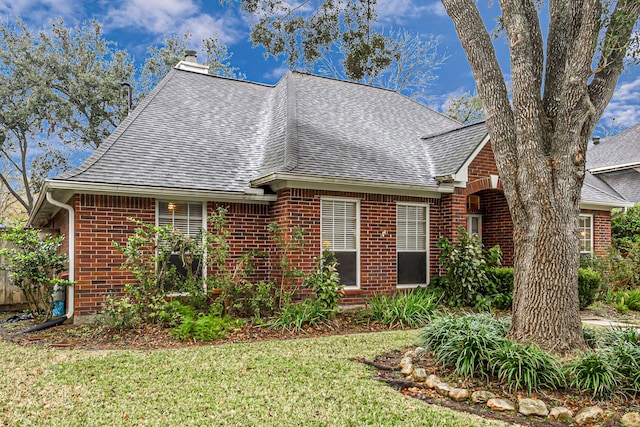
[
  {"left": 397, "top": 204, "right": 429, "bottom": 287},
  {"left": 467, "top": 195, "right": 481, "bottom": 211},
  {"left": 321, "top": 198, "right": 359, "bottom": 288},
  {"left": 157, "top": 201, "right": 204, "bottom": 237},
  {"left": 467, "top": 214, "right": 482, "bottom": 238},
  {"left": 157, "top": 201, "right": 205, "bottom": 285},
  {"left": 579, "top": 214, "right": 593, "bottom": 254}
]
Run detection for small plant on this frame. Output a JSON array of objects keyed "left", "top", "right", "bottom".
[
  {"left": 100, "top": 295, "right": 142, "bottom": 330},
  {"left": 485, "top": 267, "right": 514, "bottom": 310},
  {"left": 420, "top": 313, "right": 508, "bottom": 378},
  {"left": 601, "top": 327, "right": 639, "bottom": 347},
  {"left": 269, "top": 300, "right": 324, "bottom": 332},
  {"left": 566, "top": 350, "right": 619, "bottom": 398},
  {"left": 582, "top": 326, "right": 598, "bottom": 349},
  {"left": 609, "top": 341, "right": 640, "bottom": 395},
  {"left": 268, "top": 222, "right": 306, "bottom": 305},
  {"left": 172, "top": 306, "right": 243, "bottom": 341},
  {"left": 0, "top": 223, "right": 72, "bottom": 320},
  {"left": 366, "top": 287, "right": 440, "bottom": 328},
  {"left": 303, "top": 248, "right": 343, "bottom": 317},
  {"left": 489, "top": 340, "right": 565, "bottom": 394},
  {"left": 610, "top": 288, "right": 640, "bottom": 312}
]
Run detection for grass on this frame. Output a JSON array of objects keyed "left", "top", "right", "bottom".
[{"left": 0, "top": 330, "right": 504, "bottom": 427}]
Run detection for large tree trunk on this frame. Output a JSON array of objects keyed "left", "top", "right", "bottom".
[{"left": 441, "top": 0, "right": 640, "bottom": 352}]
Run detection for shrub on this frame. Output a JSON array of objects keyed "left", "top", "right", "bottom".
[
  {"left": 0, "top": 224, "right": 72, "bottom": 320},
  {"left": 578, "top": 268, "right": 602, "bottom": 309},
  {"left": 269, "top": 300, "right": 325, "bottom": 332},
  {"left": 609, "top": 288, "right": 640, "bottom": 313},
  {"left": 485, "top": 267, "right": 514, "bottom": 310},
  {"left": 365, "top": 287, "right": 440, "bottom": 328},
  {"left": 489, "top": 340, "right": 565, "bottom": 394},
  {"left": 172, "top": 307, "right": 243, "bottom": 341},
  {"left": 566, "top": 350, "right": 619, "bottom": 398},
  {"left": 436, "top": 228, "right": 502, "bottom": 308},
  {"left": 420, "top": 313, "right": 508, "bottom": 378},
  {"left": 303, "top": 248, "right": 343, "bottom": 317}
]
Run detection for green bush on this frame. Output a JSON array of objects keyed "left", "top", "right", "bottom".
[
  {"left": 420, "top": 313, "right": 508, "bottom": 378},
  {"left": 303, "top": 248, "right": 343, "bottom": 317},
  {"left": 485, "top": 267, "right": 514, "bottom": 310},
  {"left": 489, "top": 340, "right": 565, "bottom": 394},
  {"left": 578, "top": 268, "right": 602, "bottom": 309},
  {"left": 172, "top": 308, "right": 243, "bottom": 341},
  {"left": 436, "top": 228, "right": 502, "bottom": 308},
  {"left": 365, "top": 287, "right": 440, "bottom": 328},
  {"left": 566, "top": 350, "right": 619, "bottom": 398},
  {"left": 269, "top": 300, "right": 325, "bottom": 332},
  {"left": 155, "top": 300, "right": 197, "bottom": 327},
  {"left": 609, "top": 288, "right": 640, "bottom": 312},
  {"left": 601, "top": 327, "right": 639, "bottom": 347}
]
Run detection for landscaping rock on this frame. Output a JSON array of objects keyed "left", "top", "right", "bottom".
[
  {"left": 435, "top": 382, "right": 452, "bottom": 396},
  {"left": 622, "top": 412, "right": 640, "bottom": 427},
  {"left": 471, "top": 390, "right": 496, "bottom": 404},
  {"left": 411, "top": 368, "right": 427, "bottom": 382},
  {"left": 403, "top": 350, "right": 416, "bottom": 359},
  {"left": 575, "top": 407, "right": 604, "bottom": 425},
  {"left": 448, "top": 388, "right": 471, "bottom": 402},
  {"left": 487, "top": 398, "right": 516, "bottom": 412},
  {"left": 518, "top": 398, "right": 548, "bottom": 417},
  {"left": 548, "top": 407, "right": 573, "bottom": 421},
  {"left": 399, "top": 357, "right": 414, "bottom": 376},
  {"left": 413, "top": 346, "right": 426, "bottom": 357},
  {"left": 425, "top": 374, "right": 441, "bottom": 389}
]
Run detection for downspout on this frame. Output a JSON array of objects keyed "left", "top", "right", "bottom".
[{"left": 45, "top": 192, "right": 74, "bottom": 321}]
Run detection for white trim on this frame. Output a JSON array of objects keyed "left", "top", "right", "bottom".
[
  {"left": 579, "top": 213, "right": 594, "bottom": 254},
  {"left": 449, "top": 134, "right": 492, "bottom": 186},
  {"left": 589, "top": 162, "right": 640, "bottom": 174},
  {"left": 396, "top": 202, "right": 430, "bottom": 289},
  {"left": 320, "top": 197, "right": 360, "bottom": 290},
  {"left": 580, "top": 199, "right": 634, "bottom": 210},
  {"left": 467, "top": 214, "right": 483, "bottom": 238},
  {"left": 251, "top": 172, "right": 449, "bottom": 197}
]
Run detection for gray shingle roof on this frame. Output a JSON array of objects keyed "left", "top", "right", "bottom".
[
  {"left": 55, "top": 69, "right": 462, "bottom": 191},
  {"left": 594, "top": 169, "right": 640, "bottom": 203},
  {"left": 423, "top": 122, "right": 488, "bottom": 176},
  {"left": 581, "top": 171, "right": 630, "bottom": 205},
  {"left": 587, "top": 122, "right": 640, "bottom": 170}
]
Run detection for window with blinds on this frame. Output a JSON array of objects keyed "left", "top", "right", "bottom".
[
  {"left": 157, "top": 201, "right": 204, "bottom": 238},
  {"left": 321, "top": 199, "right": 359, "bottom": 287},
  {"left": 397, "top": 204, "right": 428, "bottom": 286},
  {"left": 579, "top": 214, "right": 593, "bottom": 254}
]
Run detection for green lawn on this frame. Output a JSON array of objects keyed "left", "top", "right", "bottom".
[{"left": 0, "top": 330, "right": 504, "bottom": 426}]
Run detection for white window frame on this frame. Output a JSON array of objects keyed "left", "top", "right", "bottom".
[
  {"left": 396, "top": 202, "right": 430, "bottom": 289},
  {"left": 467, "top": 214, "right": 482, "bottom": 238},
  {"left": 579, "top": 213, "right": 594, "bottom": 254},
  {"left": 320, "top": 197, "right": 360, "bottom": 290}
]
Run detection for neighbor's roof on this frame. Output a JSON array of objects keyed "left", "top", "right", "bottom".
[
  {"left": 54, "top": 69, "right": 462, "bottom": 192},
  {"left": 587, "top": 123, "right": 640, "bottom": 171}
]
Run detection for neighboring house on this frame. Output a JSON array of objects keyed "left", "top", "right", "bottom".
[
  {"left": 587, "top": 123, "right": 640, "bottom": 203},
  {"left": 28, "top": 60, "right": 632, "bottom": 323}
]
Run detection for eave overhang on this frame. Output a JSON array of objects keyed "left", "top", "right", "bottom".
[
  {"left": 251, "top": 172, "right": 451, "bottom": 198},
  {"left": 28, "top": 180, "right": 277, "bottom": 228}
]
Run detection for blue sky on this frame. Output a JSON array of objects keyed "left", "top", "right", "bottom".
[{"left": 1, "top": 0, "right": 639, "bottom": 134}]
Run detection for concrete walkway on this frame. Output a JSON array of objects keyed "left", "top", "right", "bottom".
[{"left": 581, "top": 315, "right": 640, "bottom": 328}]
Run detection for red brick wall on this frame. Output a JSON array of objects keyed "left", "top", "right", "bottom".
[
  {"left": 583, "top": 209, "right": 612, "bottom": 255},
  {"left": 74, "top": 195, "right": 155, "bottom": 316},
  {"left": 272, "top": 189, "right": 441, "bottom": 305},
  {"left": 478, "top": 190, "right": 514, "bottom": 266}
]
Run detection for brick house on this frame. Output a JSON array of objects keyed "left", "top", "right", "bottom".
[{"left": 28, "top": 60, "right": 632, "bottom": 323}]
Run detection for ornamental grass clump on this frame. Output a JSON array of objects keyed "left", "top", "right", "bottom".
[
  {"left": 489, "top": 340, "right": 565, "bottom": 394},
  {"left": 566, "top": 350, "right": 619, "bottom": 398},
  {"left": 365, "top": 287, "right": 440, "bottom": 328},
  {"left": 420, "top": 313, "right": 508, "bottom": 378}
]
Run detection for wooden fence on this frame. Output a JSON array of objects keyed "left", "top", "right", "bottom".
[{"left": 0, "top": 241, "right": 28, "bottom": 308}]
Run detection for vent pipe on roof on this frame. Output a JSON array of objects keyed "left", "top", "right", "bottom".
[
  {"left": 185, "top": 50, "right": 197, "bottom": 63},
  {"left": 592, "top": 136, "right": 600, "bottom": 145}
]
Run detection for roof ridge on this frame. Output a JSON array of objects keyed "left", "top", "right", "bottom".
[
  {"left": 283, "top": 71, "right": 299, "bottom": 171},
  {"left": 55, "top": 69, "right": 179, "bottom": 181},
  {"left": 421, "top": 120, "right": 486, "bottom": 140}
]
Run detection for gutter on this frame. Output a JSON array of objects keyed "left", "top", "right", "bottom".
[{"left": 45, "top": 192, "right": 74, "bottom": 321}]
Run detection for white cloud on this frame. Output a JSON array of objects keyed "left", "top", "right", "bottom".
[
  {"left": 104, "top": 0, "right": 243, "bottom": 45},
  {"left": 263, "top": 66, "right": 289, "bottom": 81},
  {"left": 376, "top": 0, "right": 446, "bottom": 24},
  {"left": 0, "top": 0, "right": 81, "bottom": 23},
  {"left": 601, "top": 77, "right": 640, "bottom": 129}
]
